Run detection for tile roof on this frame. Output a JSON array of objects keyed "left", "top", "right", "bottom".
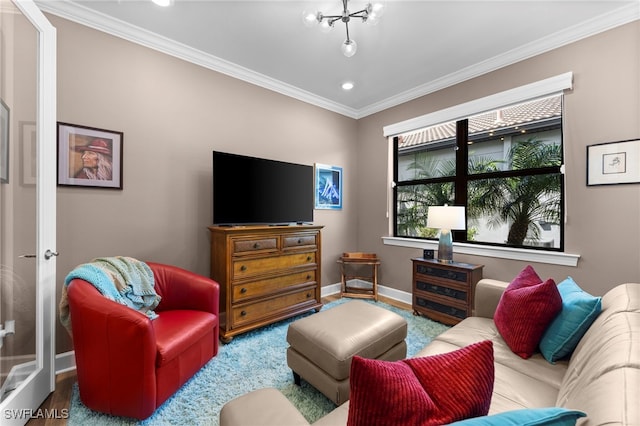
[{"left": 399, "top": 95, "right": 561, "bottom": 149}]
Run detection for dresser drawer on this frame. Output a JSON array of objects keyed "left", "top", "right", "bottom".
[
  {"left": 414, "top": 296, "right": 467, "bottom": 324},
  {"left": 233, "top": 252, "right": 316, "bottom": 279},
  {"left": 233, "top": 270, "right": 316, "bottom": 302},
  {"left": 231, "top": 288, "right": 316, "bottom": 326},
  {"left": 283, "top": 234, "right": 317, "bottom": 250},
  {"left": 233, "top": 237, "right": 278, "bottom": 254},
  {"left": 416, "top": 264, "right": 468, "bottom": 283},
  {"left": 415, "top": 280, "right": 468, "bottom": 302}
]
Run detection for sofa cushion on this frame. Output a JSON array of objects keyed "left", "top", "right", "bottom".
[
  {"left": 555, "top": 284, "right": 640, "bottom": 426},
  {"left": 347, "top": 340, "right": 494, "bottom": 426},
  {"left": 448, "top": 407, "right": 586, "bottom": 425},
  {"left": 153, "top": 310, "right": 217, "bottom": 366},
  {"left": 494, "top": 265, "right": 562, "bottom": 359},
  {"left": 539, "top": 277, "right": 601, "bottom": 363},
  {"left": 417, "top": 317, "right": 567, "bottom": 413}
]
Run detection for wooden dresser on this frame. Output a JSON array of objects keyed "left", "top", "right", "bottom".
[
  {"left": 209, "top": 225, "right": 323, "bottom": 342},
  {"left": 411, "top": 258, "right": 483, "bottom": 325}
]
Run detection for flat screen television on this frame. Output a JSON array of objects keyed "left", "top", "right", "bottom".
[{"left": 212, "top": 151, "right": 314, "bottom": 226}]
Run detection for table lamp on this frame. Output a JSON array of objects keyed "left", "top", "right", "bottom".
[{"left": 427, "top": 205, "right": 466, "bottom": 263}]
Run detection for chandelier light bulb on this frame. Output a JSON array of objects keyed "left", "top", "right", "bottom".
[
  {"left": 302, "top": 10, "right": 320, "bottom": 28},
  {"left": 341, "top": 39, "right": 357, "bottom": 57},
  {"left": 319, "top": 19, "right": 334, "bottom": 33},
  {"left": 366, "top": 2, "right": 385, "bottom": 25}
]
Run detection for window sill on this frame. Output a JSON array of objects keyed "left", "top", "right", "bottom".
[{"left": 382, "top": 237, "right": 580, "bottom": 267}]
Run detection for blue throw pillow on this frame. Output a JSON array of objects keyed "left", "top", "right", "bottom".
[
  {"left": 539, "top": 277, "right": 601, "bottom": 363},
  {"left": 449, "top": 407, "right": 586, "bottom": 425}
]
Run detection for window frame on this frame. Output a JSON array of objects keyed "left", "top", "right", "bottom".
[
  {"left": 383, "top": 73, "right": 580, "bottom": 266},
  {"left": 393, "top": 112, "right": 565, "bottom": 251}
]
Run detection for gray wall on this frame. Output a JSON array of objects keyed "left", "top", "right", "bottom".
[
  {"left": 52, "top": 14, "right": 359, "bottom": 353},
  {"left": 52, "top": 13, "right": 640, "bottom": 355},
  {"left": 356, "top": 21, "right": 640, "bottom": 296}
]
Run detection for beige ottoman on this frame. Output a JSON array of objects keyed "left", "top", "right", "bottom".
[{"left": 286, "top": 300, "right": 408, "bottom": 405}]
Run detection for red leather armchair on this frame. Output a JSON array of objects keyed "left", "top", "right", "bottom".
[{"left": 66, "top": 262, "right": 220, "bottom": 420}]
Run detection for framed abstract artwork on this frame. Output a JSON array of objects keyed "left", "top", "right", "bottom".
[
  {"left": 315, "top": 163, "right": 342, "bottom": 209},
  {"left": 587, "top": 139, "right": 640, "bottom": 186},
  {"left": 57, "top": 122, "right": 123, "bottom": 189}
]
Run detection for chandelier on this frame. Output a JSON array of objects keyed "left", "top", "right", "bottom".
[{"left": 303, "top": 1, "right": 385, "bottom": 57}]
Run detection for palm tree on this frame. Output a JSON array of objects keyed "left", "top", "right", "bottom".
[
  {"left": 396, "top": 154, "right": 455, "bottom": 236},
  {"left": 468, "top": 138, "right": 562, "bottom": 246}
]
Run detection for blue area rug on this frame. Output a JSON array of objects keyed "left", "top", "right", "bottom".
[{"left": 68, "top": 298, "right": 450, "bottom": 425}]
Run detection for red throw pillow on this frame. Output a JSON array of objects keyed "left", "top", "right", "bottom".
[
  {"left": 347, "top": 340, "right": 494, "bottom": 426},
  {"left": 494, "top": 265, "right": 562, "bottom": 359}
]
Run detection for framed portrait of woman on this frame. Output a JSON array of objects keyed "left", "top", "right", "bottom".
[{"left": 57, "top": 122, "right": 123, "bottom": 189}]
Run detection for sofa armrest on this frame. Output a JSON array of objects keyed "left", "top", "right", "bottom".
[
  {"left": 148, "top": 262, "right": 219, "bottom": 315},
  {"left": 67, "top": 279, "right": 158, "bottom": 417},
  {"left": 474, "top": 278, "right": 509, "bottom": 318},
  {"left": 220, "top": 388, "right": 310, "bottom": 426}
]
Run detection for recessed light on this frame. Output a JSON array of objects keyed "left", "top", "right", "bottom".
[
  {"left": 152, "top": 0, "right": 173, "bottom": 7},
  {"left": 341, "top": 82, "right": 354, "bottom": 91}
]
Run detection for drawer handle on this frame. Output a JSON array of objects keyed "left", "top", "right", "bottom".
[
  {"left": 240, "top": 265, "right": 247, "bottom": 272},
  {"left": 306, "top": 274, "right": 311, "bottom": 280},
  {"left": 298, "top": 239, "right": 302, "bottom": 244},
  {"left": 306, "top": 293, "right": 311, "bottom": 298},
  {"left": 253, "top": 243, "right": 260, "bottom": 249},
  {"left": 240, "top": 287, "right": 247, "bottom": 294},
  {"left": 240, "top": 310, "right": 247, "bottom": 316},
  {"left": 306, "top": 256, "right": 312, "bottom": 261}
]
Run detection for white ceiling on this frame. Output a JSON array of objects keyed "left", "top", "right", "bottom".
[{"left": 36, "top": 1, "right": 639, "bottom": 118}]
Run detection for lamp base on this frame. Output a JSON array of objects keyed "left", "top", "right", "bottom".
[{"left": 437, "top": 229, "right": 453, "bottom": 263}]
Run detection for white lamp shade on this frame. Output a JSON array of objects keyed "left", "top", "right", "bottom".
[{"left": 427, "top": 206, "right": 466, "bottom": 230}]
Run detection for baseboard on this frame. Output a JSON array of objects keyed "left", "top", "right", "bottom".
[
  {"left": 322, "top": 282, "right": 412, "bottom": 306},
  {"left": 321, "top": 283, "right": 342, "bottom": 297},
  {"left": 55, "top": 351, "right": 76, "bottom": 374},
  {"left": 378, "top": 285, "right": 412, "bottom": 305}
]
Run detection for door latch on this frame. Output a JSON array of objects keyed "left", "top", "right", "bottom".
[
  {"left": 0, "top": 320, "right": 15, "bottom": 349},
  {"left": 44, "top": 250, "right": 59, "bottom": 260}
]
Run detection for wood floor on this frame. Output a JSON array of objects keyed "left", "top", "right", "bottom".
[
  {"left": 26, "top": 295, "right": 410, "bottom": 425},
  {"left": 25, "top": 370, "right": 76, "bottom": 426}
]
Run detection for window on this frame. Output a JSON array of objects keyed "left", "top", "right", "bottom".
[{"left": 394, "top": 95, "right": 564, "bottom": 250}]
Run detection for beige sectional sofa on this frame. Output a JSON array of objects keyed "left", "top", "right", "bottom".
[{"left": 220, "top": 279, "right": 639, "bottom": 426}]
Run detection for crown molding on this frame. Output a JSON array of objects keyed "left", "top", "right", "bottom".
[
  {"left": 36, "top": 1, "right": 639, "bottom": 120},
  {"left": 358, "top": 2, "right": 640, "bottom": 118},
  {"left": 35, "top": 0, "right": 361, "bottom": 118}
]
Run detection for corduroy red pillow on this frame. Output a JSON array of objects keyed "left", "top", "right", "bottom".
[
  {"left": 494, "top": 265, "right": 562, "bottom": 359},
  {"left": 347, "top": 340, "right": 494, "bottom": 426}
]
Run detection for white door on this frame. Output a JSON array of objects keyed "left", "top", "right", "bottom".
[{"left": 0, "top": 1, "right": 56, "bottom": 424}]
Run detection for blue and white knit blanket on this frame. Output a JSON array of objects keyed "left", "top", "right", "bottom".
[{"left": 59, "top": 256, "right": 161, "bottom": 332}]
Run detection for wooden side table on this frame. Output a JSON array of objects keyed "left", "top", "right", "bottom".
[
  {"left": 411, "top": 258, "right": 483, "bottom": 325},
  {"left": 338, "top": 252, "right": 380, "bottom": 301}
]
